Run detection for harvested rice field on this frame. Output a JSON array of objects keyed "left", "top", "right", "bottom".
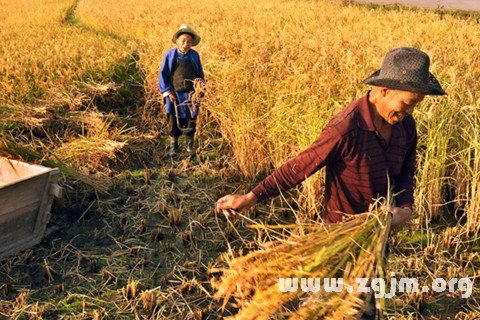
[{"left": 0, "top": 0, "right": 479, "bottom": 319}]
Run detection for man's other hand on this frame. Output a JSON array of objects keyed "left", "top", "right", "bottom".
[{"left": 387, "top": 206, "right": 413, "bottom": 230}]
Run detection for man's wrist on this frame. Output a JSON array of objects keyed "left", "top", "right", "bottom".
[{"left": 244, "top": 192, "right": 258, "bottom": 208}]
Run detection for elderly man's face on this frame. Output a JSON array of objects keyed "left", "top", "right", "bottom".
[
  {"left": 176, "top": 33, "right": 193, "bottom": 54},
  {"left": 381, "top": 89, "right": 425, "bottom": 125}
]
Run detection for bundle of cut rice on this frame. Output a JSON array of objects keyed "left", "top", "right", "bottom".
[
  {"left": 0, "top": 133, "right": 109, "bottom": 193},
  {"left": 213, "top": 204, "right": 392, "bottom": 320}
]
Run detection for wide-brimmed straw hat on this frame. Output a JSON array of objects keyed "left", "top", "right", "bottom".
[
  {"left": 172, "top": 24, "right": 201, "bottom": 46},
  {"left": 363, "top": 47, "right": 446, "bottom": 95}
]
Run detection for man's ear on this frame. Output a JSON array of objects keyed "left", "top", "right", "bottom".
[{"left": 380, "top": 87, "right": 390, "bottom": 97}]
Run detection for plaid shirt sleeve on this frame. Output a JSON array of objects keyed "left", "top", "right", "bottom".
[{"left": 251, "top": 125, "right": 343, "bottom": 203}]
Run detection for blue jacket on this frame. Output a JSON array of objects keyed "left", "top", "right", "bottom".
[{"left": 158, "top": 48, "right": 204, "bottom": 95}]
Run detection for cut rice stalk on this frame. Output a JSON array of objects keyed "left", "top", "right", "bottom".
[{"left": 213, "top": 205, "right": 392, "bottom": 319}]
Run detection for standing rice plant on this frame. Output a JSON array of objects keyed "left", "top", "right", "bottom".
[
  {"left": 4, "top": 0, "right": 480, "bottom": 220},
  {"left": 0, "top": 0, "right": 127, "bottom": 104},
  {"left": 213, "top": 201, "right": 392, "bottom": 319},
  {"left": 454, "top": 105, "right": 480, "bottom": 233},
  {"left": 209, "top": 94, "right": 271, "bottom": 177},
  {"left": 414, "top": 98, "right": 456, "bottom": 223}
]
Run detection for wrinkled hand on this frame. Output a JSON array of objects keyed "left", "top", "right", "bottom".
[
  {"left": 383, "top": 205, "right": 413, "bottom": 230},
  {"left": 215, "top": 192, "right": 258, "bottom": 217},
  {"left": 168, "top": 92, "right": 177, "bottom": 102}
]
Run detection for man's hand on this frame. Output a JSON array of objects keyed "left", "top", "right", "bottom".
[
  {"left": 215, "top": 192, "right": 258, "bottom": 217},
  {"left": 386, "top": 206, "right": 413, "bottom": 230},
  {"left": 168, "top": 92, "right": 177, "bottom": 102}
]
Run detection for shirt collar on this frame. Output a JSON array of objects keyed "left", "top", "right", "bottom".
[
  {"left": 357, "top": 91, "right": 377, "bottom": 132},
  {"left": 176, "top": 48, "right": 189, "bottom": 55}
]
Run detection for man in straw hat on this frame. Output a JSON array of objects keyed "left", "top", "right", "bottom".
[
  {"left": 159, "top": 24, "right": 205, "bottom": 158},
  {"left": 216, "top": 47, "right": 446, "bottom": 230}
]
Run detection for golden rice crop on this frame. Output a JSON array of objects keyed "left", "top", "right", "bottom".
[
  {"left": 72, "top": 0, "right": 480, "bottom": 227},
  {"left": 213, "top": 206, "right": 392, "bottom": 319},
  {"left": 1, "top": 0, "right": 479, "bottom": 318},
  {"left": 0, "top": 0, "right": 129, "bottom": 104}
]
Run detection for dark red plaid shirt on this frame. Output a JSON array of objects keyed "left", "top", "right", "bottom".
[{"left": 251, "top": 92, "right": 417, "bottom": 223}]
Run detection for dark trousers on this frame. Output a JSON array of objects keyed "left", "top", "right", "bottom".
[{"left": 167, "top": 114, "right": 196, "bottom": 138}]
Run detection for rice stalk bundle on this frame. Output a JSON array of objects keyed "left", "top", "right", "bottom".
[
  {"left": 55, "top": 136, "right": 126, "bottom": 169},
  {"left": 0, "top": 133, "right": 109, "bottom": 193},
  {"left": 214, "top": 206, "right": 392, "bottom": 319}
]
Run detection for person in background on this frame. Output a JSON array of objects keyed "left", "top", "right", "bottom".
[{"left": 159, "top": 24, "right": 205, "bottom": 158}]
